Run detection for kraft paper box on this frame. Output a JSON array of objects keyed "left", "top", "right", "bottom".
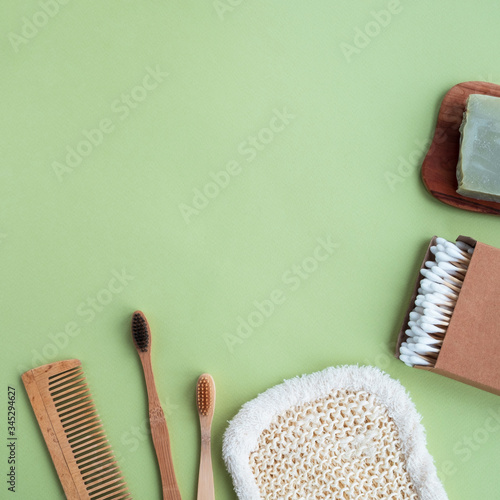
[{"left": 395, "top": 235, "right": 500, "bottom": 396}]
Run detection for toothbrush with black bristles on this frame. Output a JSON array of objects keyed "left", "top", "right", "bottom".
[{"left": 131, "top": 311, "right": 182, "bottom": 500}]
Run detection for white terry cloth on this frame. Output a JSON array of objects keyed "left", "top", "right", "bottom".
[{"left": 223, "top": 365, "right": 447, "bottom": 500}]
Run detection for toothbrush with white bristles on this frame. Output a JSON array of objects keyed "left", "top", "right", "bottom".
[{"left": 399, "top": 237, "right": 474, "bottom": 368}]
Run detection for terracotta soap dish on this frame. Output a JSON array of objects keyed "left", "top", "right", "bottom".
[{"left": 422, "top": 81, "right": 500, "bottom": 215}]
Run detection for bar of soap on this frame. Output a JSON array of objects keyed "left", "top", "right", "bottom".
[{"left": 457, "top": 94, "right": 500, "bottom": 202}]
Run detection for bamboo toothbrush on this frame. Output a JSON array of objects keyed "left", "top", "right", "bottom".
[
  {"left": 131, "top": 311, "right": 181, "bottom": 500},
  {"left": 196, "top": 374, "right": 216, "bottom": 500}
]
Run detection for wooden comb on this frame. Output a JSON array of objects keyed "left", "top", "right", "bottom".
[{"left": 22, "top": 359, "right": 132, "bottom": 499}]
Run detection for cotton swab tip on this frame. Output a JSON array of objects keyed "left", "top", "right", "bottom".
[{"left": 399, "top": 354, "right": 414, "bottom": 367}]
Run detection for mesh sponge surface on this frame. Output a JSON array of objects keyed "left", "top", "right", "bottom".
[{"left": 223, "top": 366, "right": 448, "bottom": 500}]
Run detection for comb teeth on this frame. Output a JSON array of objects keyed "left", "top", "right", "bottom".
[
  {"left": 47, "top": 366, "right": 132, "bottom": 499},
  {"left": 197, "top": 376, "right": 212, "bottom": 416},
  {"left": 131, "top": 311, "right": 149, "bottom": 352}
]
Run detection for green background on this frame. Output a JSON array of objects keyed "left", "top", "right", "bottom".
[{"left": 1, "top": 1, "right": 500, "bottom": 498}]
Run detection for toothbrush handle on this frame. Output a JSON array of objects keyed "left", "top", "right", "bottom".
[
  {"left": 142, "top": 356, "right": 182, "bottom": 500},
  {"left": 197, "top": 432, "right": 215, "bottom": 500}
]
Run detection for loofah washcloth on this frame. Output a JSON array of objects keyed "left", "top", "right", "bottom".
[{"left": 223, "top": 365, "right": 448, "bottom": 500}]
